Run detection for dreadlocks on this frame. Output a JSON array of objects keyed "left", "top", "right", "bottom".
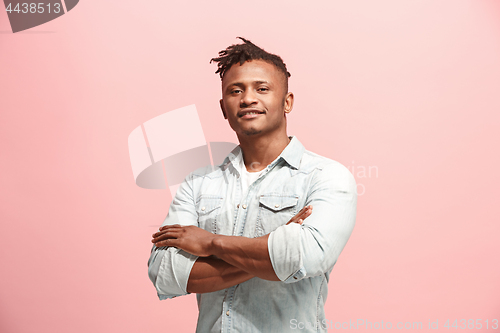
[{"left": 210, "top": 37, "right": 291, "bottom": 91}]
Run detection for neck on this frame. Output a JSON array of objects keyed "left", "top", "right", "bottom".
[{"left": 237, "top": 131, "right": 291, "bottom": 172}]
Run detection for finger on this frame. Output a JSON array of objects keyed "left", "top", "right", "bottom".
[
  {"left": 295, "top": 205, "right": 309, "bottom": 216},
  {"left": 288, "top": 207, "right": 308, "bottom": 223},
  {"left": 152, "top": 230, "right": 182, "bottom": 244},
  {"left": 301, "top": 208, "right": 312, "bottom": 220},
  {"left": 152, "top": 230, "right": 166, "bottom": 237},
  {"left": 154, "top": 225, "right": 186, "bottom": 236},
  {"left": 152, "top": 229, "right": 175, "bottom": 238},
  {"left": 159, "top": 224, "right": 182, "bottom": 231},
  {"left": 152, "top": 233, "right": 178, "bottom": 244},
  {"left": 292, "top": 206, "right": 312, "bottom": 221},
  {"left": 286, "top": 218, "right": 304, "bottom": 226},
  {"left": 286, "top": 206, "right": 313, "bottom": 225},
  {"left": 296, "top": 205, "right": 312, "bottom": 217},
  {"left": 286, "top": 214, "right": 305, "bottom": 225},
  {"left": 155, "top": 238, "right": 180, "bottom": 248}
]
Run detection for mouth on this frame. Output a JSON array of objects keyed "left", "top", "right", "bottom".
[{"left": 238, "top": 109, "right": 265, "bottom": 118}]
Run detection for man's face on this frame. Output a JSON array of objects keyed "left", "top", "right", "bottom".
[{"left": 220, "top": 59, "right": 294, "bottom": 138}]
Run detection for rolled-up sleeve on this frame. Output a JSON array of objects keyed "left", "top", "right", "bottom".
[
  {"left": 147, "top": 174, "right": 199, "bottom": 299},
  {"left": 268, "top": 162, "right": 357, "bottom": 282}
]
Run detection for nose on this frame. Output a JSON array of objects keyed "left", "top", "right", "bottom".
[{"left": 240, "top": 90, "right": 258, "bottom": 107}]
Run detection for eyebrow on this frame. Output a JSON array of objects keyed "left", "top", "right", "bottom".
[{"left": 225, "top": 80, "right": 270, "bottom": 92}]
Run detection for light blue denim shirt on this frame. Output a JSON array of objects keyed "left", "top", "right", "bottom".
[{"left": 148, "top": 135, "right": 357, "bottom": 333}]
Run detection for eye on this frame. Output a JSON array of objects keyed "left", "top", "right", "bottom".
[
  {"left": 257, "top": 87, "right": 269, "bottom": 92},
  {"left": 231, "top": 88, "right": 242, "bottom": 94}
]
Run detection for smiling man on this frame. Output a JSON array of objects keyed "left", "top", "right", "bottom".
[{"left": 148, "top": 37, "right": 357, "bottom": 333}]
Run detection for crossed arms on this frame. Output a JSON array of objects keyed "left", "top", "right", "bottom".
[
  {"left": 151, "top": 206, "right": 312, "bottom": 293},
  {"left": 147, "top": 162, "right": 357, "bottom": 299}
]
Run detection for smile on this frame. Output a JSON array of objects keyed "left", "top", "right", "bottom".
[
  {"left": 240, "top": 113, "right": 264, "bottom": 119},
  {"left": 238, "top": 110, "right": 265, "bottom": 118}
]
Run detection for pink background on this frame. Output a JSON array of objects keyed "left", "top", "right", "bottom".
[{"left": 1, "top": 0, "right": 499, "bottom": 332}]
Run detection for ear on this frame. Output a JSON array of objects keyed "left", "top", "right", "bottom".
[
  {"left": 219, "top": 99, "right": 227, "bottom": 119},
  {"left": 284, "top": 92, "right": 294, "bottom": 114}
]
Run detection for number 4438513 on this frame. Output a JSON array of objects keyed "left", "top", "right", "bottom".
[
  {"left": 444, "top": 319, "right": 498, "bottom": 329},
  {"left": 5, "top": 3, "right": 62, "bottom": 14}
]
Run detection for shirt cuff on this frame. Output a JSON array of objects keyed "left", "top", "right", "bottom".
[
  {"left": 148, "top": 246, "right": 198, "bottom": 299},
  {"left": 268, "top": 223, "right": 305, "bottom": 282}
]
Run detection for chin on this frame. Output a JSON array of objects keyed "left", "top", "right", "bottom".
[{"left": 242, "top": 129, "right": 263, "bottom": 136}]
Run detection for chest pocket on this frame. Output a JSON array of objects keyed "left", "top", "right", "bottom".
[
  {"left": 196, "top": 195, "right": 223, "bottom": 234},
  {"left": 255, "top": 194, "right": 299, "bottom": 236}
]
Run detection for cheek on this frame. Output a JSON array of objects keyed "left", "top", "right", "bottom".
[
  {"left": 267, "top": 97, "right": 286, "bottom": 114},
  {"left": 224, "top": 98, "right": 239, "bottom": 111}
]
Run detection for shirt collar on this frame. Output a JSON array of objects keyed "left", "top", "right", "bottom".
[
  {"left": 221, "top": 135, "right": 305, "bottom": 171},
  {"left": 279, "top": 135, "right": 305, "bottom": 169}
]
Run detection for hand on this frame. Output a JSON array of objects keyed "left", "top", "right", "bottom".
[
  {"left": 151, "top": 225, "right": 216, "bottom": 257},
  {"left": 286, "top": 205, "right": 313, "bottom": 225}
]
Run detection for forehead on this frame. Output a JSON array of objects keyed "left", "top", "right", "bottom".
[{"left": 222, "top": 59, "right": 285, "bottom": 88}]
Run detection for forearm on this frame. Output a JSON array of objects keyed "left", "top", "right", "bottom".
[
  {"left": 187, "top": 256, "right": 254, "bottom": 293},
  {"left": 148, "top": 246, "right": 199, "bottom": 299},
  {"left": 152, "top": 207, "right": 313, "bottom": 284},
  {"left": 211, "top": 234, "right": 280, "bottom": 281}
]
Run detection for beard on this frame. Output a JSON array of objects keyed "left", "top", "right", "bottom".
[{"left": 242, "top": 127, "right": 263, "bottom": 136}]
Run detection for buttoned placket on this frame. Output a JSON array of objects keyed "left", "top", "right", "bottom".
[
  {"left": 234, "top": 160, "right": 279, "bottom": 237},
  {"left": 221, "top": 163, "right": 242, "bottom": 333},
  {"left": 221, "top": 158, "right": 283, "bottom": 333}
]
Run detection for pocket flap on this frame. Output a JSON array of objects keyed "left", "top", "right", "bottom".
[
  {"left": 196, "top": 196, "right": 223, "bottom": 215},
  {"left": 259, "top": 194, "right": 298, "bottom": 212}
]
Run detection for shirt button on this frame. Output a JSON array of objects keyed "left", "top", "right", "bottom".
[
  {"left": 226, "top": 310, "right": 230, "bottom": 316},
  {"left": 237, "top": 204, "right": 240, "bottom": 208},
  {"left": 293, "top": 276, "right": 298, "bottom": 280},
  {"left": 275, "top": 204, "right": 280, "bottom": 208},
  {"left": 242, "top": 204, "right": 247, "bottom": 209},
  {"left": 201, "top": 207, "right": 206, "bottom": 211}
]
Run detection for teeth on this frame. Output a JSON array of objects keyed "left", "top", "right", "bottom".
[{"left": 245, "top": 112, "right": 259, "bottom": 115}]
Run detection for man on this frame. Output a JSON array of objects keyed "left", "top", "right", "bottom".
[{"left": 148, "top": 37, "right": 357, "bottom": 333}]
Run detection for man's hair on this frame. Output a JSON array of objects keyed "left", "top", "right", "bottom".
[{"left": 210, "top": 37, "right": 291, "bottom": 91}]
